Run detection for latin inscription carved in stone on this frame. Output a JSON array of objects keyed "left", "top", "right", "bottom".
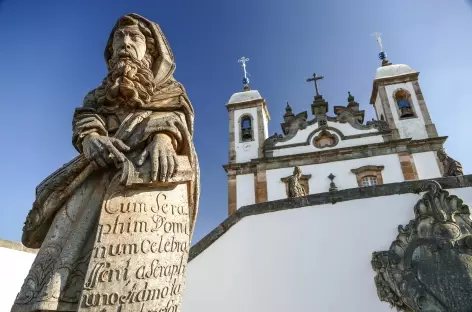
[{"left": 79, "top": 183, "right": 190, "bottom": 312}]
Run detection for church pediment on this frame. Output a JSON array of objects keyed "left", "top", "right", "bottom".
[
  {"left": 264, "top": 91, "right": 390, "bottom": 156},
  {"left": 263, "top": 111, "right": 389, "bottom": 156}
]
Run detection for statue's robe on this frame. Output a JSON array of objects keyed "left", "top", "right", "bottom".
[
  {"left": 287, "top": 176, "right": 306, "bottom": 198},
  {"left": 11, "top": 14, "right": 199, "bottom": 312}
]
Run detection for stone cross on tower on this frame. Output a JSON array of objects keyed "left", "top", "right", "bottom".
[{"left": 306, "top": 73, "right": 324, "bottom": 97}]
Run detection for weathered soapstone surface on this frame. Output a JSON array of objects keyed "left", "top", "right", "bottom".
[
  {"left": 80, "top": 183, "right": 190, "bottom": 312},
  {"left": 280, "top": 166, "right": 311, "bottom": 198},
  {"left": 12, "top": 13, "right": 199, "bottom": 312},
  {"left": 437, "top": 148, "right": 464, "bottom": 177},
  {"left": 372, "top": 181, "right": 472, "bottom": 311}
]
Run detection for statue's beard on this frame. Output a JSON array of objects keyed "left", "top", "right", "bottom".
[{"left": 98, "top": 51, "right": 156, "bottom": 109}]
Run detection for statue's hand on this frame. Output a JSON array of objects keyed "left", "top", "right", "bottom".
[
  {"left": 82, "top": 133, "right": 130, "bottom": 168},
  {"left": 137, "top": 133, "right": 178, "bottom": 182}
]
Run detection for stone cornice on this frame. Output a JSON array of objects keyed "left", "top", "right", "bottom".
[
  {"left": 189, "top": 174, "right": 472, "bottom": 261},
  {"left": 0, "top": 239, "right": 37, "bottom": 254},
  {"left": 370, "top": 72, "right": 420, "bottom": 104},
  {"left": 226, "top": 99, "right": 271, "bottom": 121},
  {"left": 223, "top": 136, "right": 448, "bottom": 174}
]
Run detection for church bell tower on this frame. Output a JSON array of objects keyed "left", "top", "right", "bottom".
[
  {"left": 224, "top": 57, "right": 270, "bottom": 215},
  {"left": 370, "top": 33, "right": 438, "bottom": 140}
]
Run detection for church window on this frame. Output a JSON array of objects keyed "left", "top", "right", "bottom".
[
  {"left": 313, "top": 130, "right": 338, "bottom": 148},
  {"left": 351, "top": 165, "right": 384, "bottom": 187},
  {"left": 239, "top": 114, "right": 254, "bottom": 142},
  {"left": 380, "top": 114, "right": 385, "bottom": 121},
  {"left": 361, "top": 176, "right": 377, "bottom": 187},
  {"left": 394, "top": 89, "right": 416, "bottom": 119}
]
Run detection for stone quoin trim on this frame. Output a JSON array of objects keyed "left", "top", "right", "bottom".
[
  {"left": 411, "top": 80, "right": 438, "bottom": 138},
  {"left": 189, "top": 175, "right": 472, "bottom": 261},
  {"left": 398, "top": 152, "right": 419, "bottom": 181},
  {"left": 378, "top": 86, "right": 400, "bottom": 139},
  {"left": 228, "top": 109, "right": 236, "bottom": 163},
  {"left": 351, "top": 165, "right": 385, "bottom": 187},
  {"left": 256, "top": 106, "right": 266, "bottom": 158},
  {"left": 255, "top": 169, "right": 268, "bottom": 203},
  {"left": 227, "top": 171, "right": 237, "bottom": 215},
  {"left": 223, "top": 136, "right": 447, "bottom": 175}
]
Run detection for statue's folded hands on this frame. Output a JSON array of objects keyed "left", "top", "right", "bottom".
[
  {"left": 81, "top": 132, "right": 130, "bottom": 168},
  {"left": 137, "top": 132, "right": 179, "bottom": 182}
]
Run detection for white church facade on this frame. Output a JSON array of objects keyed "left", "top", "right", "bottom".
[
  {"left": 2, "top": 48, "right": 472, "bottom": 312},
  {"left": 224, "top": 57, "right": 443, "bottom": 212},
  {"left": 182, "top": 53, "right": 472, "bottom": 311}
]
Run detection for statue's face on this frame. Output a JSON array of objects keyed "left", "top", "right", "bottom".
[{"left": 112, "top": 25, "right": 146, "bottom": 61}]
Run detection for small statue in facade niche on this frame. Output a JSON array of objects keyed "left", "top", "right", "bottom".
[
  {"left": 281, "top": 166, "right": 311, "bottom": 198},
  {"left": 437, "top": 148, "right": 463, "bottom": 177}
]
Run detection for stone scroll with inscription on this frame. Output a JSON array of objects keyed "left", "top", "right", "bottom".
[{"left": 79, "top": 181, "right": 191, "bottom": 312}]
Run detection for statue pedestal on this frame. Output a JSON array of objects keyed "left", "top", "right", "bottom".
[{"left": 78, "top": 179, "right": 191, "bottom": 312}]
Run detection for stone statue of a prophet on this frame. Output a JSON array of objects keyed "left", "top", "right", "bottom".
[{"left": 12, "top": 13, "right": 199, "bottom": 312}]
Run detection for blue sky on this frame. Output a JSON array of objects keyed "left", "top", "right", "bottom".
[{"left": 0, "top": 0, "right": 471, "bottom": 244}]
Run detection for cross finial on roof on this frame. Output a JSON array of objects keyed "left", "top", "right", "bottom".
[
  {"left": 306, "top": 73, "right": 324, "bottom": 97},
  {"left": 371, "top": 32, "right": 391, "bottom": 66},
  {"left": 238, "top": 56, "right": 250, "bottom": 90}
]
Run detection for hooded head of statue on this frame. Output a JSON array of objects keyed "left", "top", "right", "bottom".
[{"left": 97, "top": 13, "right": 176, "bottom": 109}]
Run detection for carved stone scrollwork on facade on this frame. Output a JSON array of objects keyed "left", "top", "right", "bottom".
[
  {"left": 371, "top": 180, "right": 472, "bottom": 312},
  {"left": 281, "top": 166, "right": 312, "bottom": 197},
  {"left": 264, "top": 113, "right": 315, "bottom": 151},
  {"left": 437, "top": 148, "right": 464, "bottom": 177},
  {"left": 365, "top": 119, "right": 390, "bottom": 131}
]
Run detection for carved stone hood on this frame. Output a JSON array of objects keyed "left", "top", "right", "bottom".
[{"left": 104, "top": 13, "right": 176, "bottom": 87}]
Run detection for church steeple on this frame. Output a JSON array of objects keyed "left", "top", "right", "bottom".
[{"left": 369, "top": 34, "right": 438, "bottom": 139}]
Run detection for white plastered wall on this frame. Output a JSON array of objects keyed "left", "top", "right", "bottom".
[
  {"left": 383, "top": 82, "right": 428, "bottom": 140},
  {"left": 234, "top": 107, "right": 259, "bottom": 163},
  {"left": 236, "top": 173, "right": 255, "bottom": 209},
  {"left": 413, "top": 151, "right": 441, "bottom": 179},
  {"left": 182, "top": 187, "right": 472, "bottom": 312},
  {"left": 266, "top": 154, "right": 404, "bottom": 201},
  {"left": 0, "top": 247, "right": 36, "bottom": 311}
]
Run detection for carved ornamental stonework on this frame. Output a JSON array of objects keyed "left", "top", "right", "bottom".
[
  {"left": 437, "top": 148, "right": 464, "bottom": 177},
  {"left": 281, "top": 167, "right": 311, "bottom": 198},
  {"left": 12, "top": 14, "right": 199, "bottom": 312},
  {"left": 313, "top": 129, "right": 338, "bottom": 148},
  {"left": 372, "top": 181, "right": 472, "bottom": 311}
]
